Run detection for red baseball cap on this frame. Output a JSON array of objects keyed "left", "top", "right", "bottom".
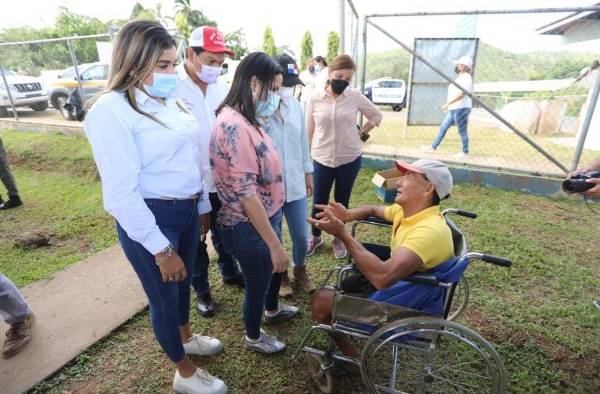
[{"left": 188, "top": 26, "right": 235, "bottom": 57}]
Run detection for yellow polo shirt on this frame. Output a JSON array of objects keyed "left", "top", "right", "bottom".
[{"left": 383, "top": 204, "right": 454, "bottom": 271}]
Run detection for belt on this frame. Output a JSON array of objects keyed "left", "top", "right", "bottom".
[{"left": 159, "top": 191, "right": 202, "bottom": 201}]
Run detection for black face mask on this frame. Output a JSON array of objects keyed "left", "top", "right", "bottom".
[
  {"left": 454, "top": 65, "right": 461, "bottom": 74},
  {"left": 330, "top": 79, "right": 349, "bottom": 94},
  {"left": 308, "top": 65, "right": 315, "bottom": 73}
]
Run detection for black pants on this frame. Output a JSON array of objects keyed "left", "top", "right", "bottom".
[{"left": 341, "top": 243, "right": 391, "bottom": 297}]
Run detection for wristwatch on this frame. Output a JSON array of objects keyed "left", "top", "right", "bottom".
[{"left": 155, "top": 244, "right": 174, "bottom": 265}]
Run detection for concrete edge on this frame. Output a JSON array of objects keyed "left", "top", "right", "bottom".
[
  {"left": 0, "top": 119, "right": 83, "bottom": 136},
  {"left": 362, "top": 154, "right": 566, "bottom": 198}
]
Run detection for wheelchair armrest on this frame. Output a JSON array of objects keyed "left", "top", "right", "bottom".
[
  {"left": 402, "top": 273, "right": 440, "bottom": 286},
  {"left": 362, "top": 216, "right": 392, "bottom": 226}
]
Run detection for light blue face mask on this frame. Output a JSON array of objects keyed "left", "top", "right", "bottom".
[
  {"left": 256, "top": 90, "right": 281, "bottom": 118},
  {"left": 144, "top": 72, "right": 177, "bottom": 98}
]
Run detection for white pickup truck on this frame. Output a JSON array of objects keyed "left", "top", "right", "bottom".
[
  {"left": 0, "top": 68, "right": 49, "bottom": 117},
  {"left": 364, "top": 77, "right": 406, "bottom": 112}
]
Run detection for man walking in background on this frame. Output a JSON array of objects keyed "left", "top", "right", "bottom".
[{"left": 0, "top": 134, "right": 23, "bottom": 210}]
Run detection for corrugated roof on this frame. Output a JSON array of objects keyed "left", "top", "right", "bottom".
[{"left": 537, "top": 4, "right": 600, "bottom": 35}]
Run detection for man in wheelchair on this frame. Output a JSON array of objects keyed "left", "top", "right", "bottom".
[{"left": 308, "top": 159, "right": 455, "bottom": 357}]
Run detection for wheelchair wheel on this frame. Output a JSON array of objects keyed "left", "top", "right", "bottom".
[
  {"left": 304, "top": 352, "right": 334, "bottom": 393},
  {"left": 447, "top": 276, "right": 470, "bottom": 321},
  {"left": 360, "top": 317, "right": 507, "bottom": 393}
]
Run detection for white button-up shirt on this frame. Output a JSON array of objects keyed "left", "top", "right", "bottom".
[
  {"left": 84, "top": 89, "right": 210, "bottom": 255},
  {"left": 175, "top": 63, "right": 229, "bottom": 193},
  {"left": 261, "top": 97, "right": 313, "bottom": 203}
]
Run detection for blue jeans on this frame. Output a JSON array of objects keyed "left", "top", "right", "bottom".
[
  {"left": 311, "top": 156, "right": 362, "bottom": 237},
  {"left": 191, "top": 192, "right": 241, "bottom": 297},
  {"left": 116, "top": 198, "right": 200, "bottom": 363},
  {"left": 217, "top": 210, "right": 283, "bottom": 339},
  {"left": 282, "top": 197, "right": 309, "bottom": 267},
  {"left": 0, "top": 274, "right": 31, "bottom": 325},
  {"left": 432, "top": 108, "right": 471, "bottom": 154}
]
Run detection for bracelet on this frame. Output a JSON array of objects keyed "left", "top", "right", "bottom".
[{"left": 155, "top": 244, "right": 174, "bottom": 266}]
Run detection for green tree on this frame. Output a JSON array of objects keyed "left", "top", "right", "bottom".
[
  {"left": 224, "top": 29, "right": 248, "bottom": 60},
  {"left": 326, "top": 31, "right": 339, "bottom": 64},
  {"left": 173, "top": 0, "right": 216, "bottom": 38},
  {"left": 276, "top": 45, "right": 295, "bottom": 57},
  {"left": 262, "top": 26, "right": 276, "bottom": 57},
  {"left": 300, "top": 31, "right": 313, "bottom": 70},
  {"left": 129, "top": 2, "right": 156, "bottom": 21}
]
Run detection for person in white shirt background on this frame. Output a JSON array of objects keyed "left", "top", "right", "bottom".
[
  {"left": 298, "top": 55, "right": 328, "bottom": 107},
  {"left": 427, "top": 55, "right": 474, "bottom": 159},
  {"left": 84, "top": 21, "right": 226, "bottom": 394},
  {"left": 175, "top": 26, "right": 245, "bottom": 320},
  {"left": 261, "top": 53, "right": 316, "bottom": 298}
]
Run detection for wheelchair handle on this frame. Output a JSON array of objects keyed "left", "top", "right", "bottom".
[
  {"left": 481, "top": 254, "right": 512, "bottom": 267},
  {"left": 442, "top": 208, "right": 477, "bottom": 219}
]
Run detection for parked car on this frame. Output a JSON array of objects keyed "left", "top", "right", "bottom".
[
  {"left": 0, "top": 68, "right": 49, "bottom": 117},
  {"left": 47, "top": 62, "right": 108, "bottom": 119},
  {"left": 364, "top": 77, "right": 406, "bottom": 112}
]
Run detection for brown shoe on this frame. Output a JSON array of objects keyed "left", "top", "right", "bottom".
[
  {"left": 2, "top": 313, "right": 34, "bottom": 358},
  {"left": 279, "top": 271, "right": 293, "bottom": 298},
  {"left": 293, "top": 265, "right": 316, "bottom": 293}
]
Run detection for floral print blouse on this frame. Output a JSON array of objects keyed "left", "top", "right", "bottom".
[{"left": 210, "top": 106, "right": 285, "bottom": 226}]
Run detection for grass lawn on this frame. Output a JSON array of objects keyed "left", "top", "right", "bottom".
[
  {"left": 0, "top": 130, "right": 115, "bottom": 287},
  {"left": 1, "top": 130, "right": 598, "bottom": 393}
]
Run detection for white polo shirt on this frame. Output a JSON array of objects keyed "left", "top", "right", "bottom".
[{"left": 175, "top": 63, "right": 230, "bottom": 193}]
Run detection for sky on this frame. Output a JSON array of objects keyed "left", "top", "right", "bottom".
[{"left": 1, "top": 0, "right": 599, "bottom": 56}]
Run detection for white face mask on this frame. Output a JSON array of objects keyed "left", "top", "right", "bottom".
[
  {"left": 314, "top": 64, "right": 322, "bottom": 73},
  {"left": 197, "top": 64, "right": 222, "bottom": 84},
  {"left": 277, "top": 86, "right": 295, "bottom": 102}
]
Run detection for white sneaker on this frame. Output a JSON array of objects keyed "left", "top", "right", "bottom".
[
  {"left": 421, "top": 145, "right": 436, "bottom": 153},
  {"left": 183, "top": 334, "right": 223, "bottom": 356},
  {"left": 454, "top": 152, "right": 469, "bottom": 159},
  {"left": 173, "top": 368, "right": 227, "bottom": 394}
]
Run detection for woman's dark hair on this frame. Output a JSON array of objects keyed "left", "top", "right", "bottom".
[
  {"left": 314, "top": 55, "right": 328, "bottom": 67},
  {"left": 217, "top": 52, "right": 283, "bottom": 127}
]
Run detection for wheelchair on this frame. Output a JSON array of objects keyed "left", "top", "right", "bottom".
[{"left": 293, "top": 208, "right": 512, "bottom": 393}]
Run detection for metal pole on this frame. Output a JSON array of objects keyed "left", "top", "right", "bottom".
[
  {"left": 367, "top": 19, "right": 569, "bottom": 174},
  {"left": 570, "top": 67, "right": 600, "bottom": 171},
  {"left": 339, "top": 0, "right": 346, "bottom": 54},
  {"left": 0, "top": 33, "right": 110, "bottom": 47},
  {"left": 0, "top": 66, "right": 19, "bottom": 121},
  {"left": 353, "top": 13, "right": 359, "bottom": 71},
  {"left": 359, "top": 15, "right": 368, "bottom": 126},
  {"left": 366, "top": 6, "right": 600, "bottom": 18},
  {"left": 67, "top": 39, "right": 86, "bottom": 107}
]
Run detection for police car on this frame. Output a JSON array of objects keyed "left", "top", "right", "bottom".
[{"left": 364, "top": 77, "right": 406, "bottom": 112}]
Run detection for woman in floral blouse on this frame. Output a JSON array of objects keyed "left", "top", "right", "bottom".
[{"left": 210, "top": 52, "right": 298, "bottom": 354}]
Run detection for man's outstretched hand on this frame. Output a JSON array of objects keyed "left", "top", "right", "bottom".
[
  {"left": 314, "top": 202, "right": 351, "bottom": 223},
  {"left": 308, "top": 205, "right": 348, "bottom": 238}
]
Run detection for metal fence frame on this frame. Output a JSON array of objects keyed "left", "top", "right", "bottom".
[
  {"left": 0, "top": 29, "right": 186, "bottom": 122},
  {"left": 0, "top": 33, "right": 112, "bottom": 120},
  {"left": 344, "top": 5, "right": 600, "bottom": 176}
]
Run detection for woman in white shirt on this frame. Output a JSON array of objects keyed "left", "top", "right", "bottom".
[{"left": 84, "top": 21, "right": 226, "bottom": 394}]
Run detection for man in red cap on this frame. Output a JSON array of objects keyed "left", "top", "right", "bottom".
[
  {"left": 308, "top": 158, "right": 455, "bottom": 357},
  {"left": 175, "top": 27, "right": 243, "bottom": 319}
]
